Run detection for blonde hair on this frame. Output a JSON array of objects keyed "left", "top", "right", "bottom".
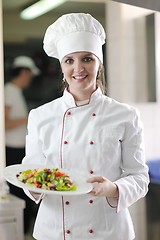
[{"left": 96, "top": 63, "right": 107, "bottom": 95}]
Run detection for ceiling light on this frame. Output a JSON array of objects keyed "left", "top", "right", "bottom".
[{"left": 20, "top": 0, "right": 66, "bottom": 20}]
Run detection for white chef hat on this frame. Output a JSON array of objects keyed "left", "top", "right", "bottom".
[
  {"left": 43, "top": 13, "right": 106, "bottom": 63},
  {"left": 12, "top": 56, "right": 40, "bottom": 76}
]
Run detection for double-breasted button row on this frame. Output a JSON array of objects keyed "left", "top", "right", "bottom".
[
  {"left": 66, "top": 229, "right": 94, "bottom": 235},
  {"left": 64, "top": 140, "right": 94, "bottom": 145},
  {"left": 64, "top": 111, "right": 96, "bottom": 145},
  {"left": 66, "top": 111, "right": 96, "bottom": 117},
  {"left": 65, "top": 200, "right": 93, "bottom": 205},
  {"left": 64, "top": 199, "right": 94, "bottom": 235},
  {"left": 63, "top": 110, "right": 96, "bottom": 237}
]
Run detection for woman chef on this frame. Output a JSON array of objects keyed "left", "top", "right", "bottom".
[{"left": 22, "top": 13, "right": 149, "bottom": 240}]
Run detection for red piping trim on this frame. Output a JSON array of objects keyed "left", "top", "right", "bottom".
[
  {"left": 62, "top": 196, "right": 66, "bottom": 240},
  {"left": 116, "top": 184, "right": 120, "bottom": 213},
  {"left": 106, "top": 183, "right": 120, "bottom": 213},
  {"left": 66, "top": 87, "right": 98, "bottom": 107},
  {"left": 60, "top": 107, "right": 77, "bottom": 240},
  {"left": 60, "top": 100, "right": 99, "bottom": 237},
  {"left": 60, "top": 110, "right": 68, "bottom": 240},
  {"left": 59, "top": 95, "right": 101, "bottom": 236},
  {"left": 106, "top": 197, "right": 117, "bottom": 208},
  {"left": 60, "top": 110, "right": 67, "bottom": 168},
  {"left": 60, "top": 107, "right": 76, "bottom": 168}
]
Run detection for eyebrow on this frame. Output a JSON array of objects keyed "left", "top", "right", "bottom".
[{"left": 64, "top": 53, "right": 93, "bottom": 58}]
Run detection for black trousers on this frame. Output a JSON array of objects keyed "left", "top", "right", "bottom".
[{"left": 6, "top": 146, "right": 38, "bottom": 233}]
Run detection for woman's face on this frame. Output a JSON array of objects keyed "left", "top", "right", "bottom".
[
  {"left": 61, "top": 51, "right": 100, "bottom": 95},
  {"left": 19, "top": 69, "right": 33, "bottom": 88}
]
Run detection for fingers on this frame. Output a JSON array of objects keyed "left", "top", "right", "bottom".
[
  {"left": 90, "top": 185, "right": 103, "bottom": 196},
  {"left": 90, "top": 189, "right": 100, "bottom": 196},
  {"left": 87, "top": 176, "right": 106, "bottom": 183},
  {"left": 87, "top": 176, "right": 108, "bottom": 196}
]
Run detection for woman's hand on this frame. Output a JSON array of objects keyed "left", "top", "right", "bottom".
[{"left": 87, "top": 176, "right": 119, "bottom": 197}]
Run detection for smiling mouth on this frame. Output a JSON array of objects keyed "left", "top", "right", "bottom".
[{"left": 73, "top": 75, "right": 88, "bottom": 80}]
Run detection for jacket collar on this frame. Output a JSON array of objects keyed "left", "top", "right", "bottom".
[{"left": 63, "top": 87, "right": 103, "bottom": 108}]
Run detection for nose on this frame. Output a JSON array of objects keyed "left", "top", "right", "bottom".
[{"left": 73, "top": 60, "right": 85, "bottom": 74}]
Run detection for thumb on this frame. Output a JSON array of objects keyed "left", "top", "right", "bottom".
[{"left": 87, "top": 176, "right": 106, "bottom": 183}]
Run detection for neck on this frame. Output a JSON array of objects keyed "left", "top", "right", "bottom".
[{"left": 68, "top": 86, "right": 97, "bottom": 101}]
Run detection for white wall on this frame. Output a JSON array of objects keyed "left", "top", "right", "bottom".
[
  {"left": 134, "top": 103, "right": 160, "bottom": 161},
  {"left": 106, "top": 1, "right": 155, "bottom": 103},
  {"left": 106, "top": 1, "right": 160, "bottom": 160},
  {"left": 107, "top": 0, "right": 160, "bottom": 156}
]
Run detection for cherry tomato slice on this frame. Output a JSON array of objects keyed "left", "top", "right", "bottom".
[{"left": 55, "top": 171, "right": 65, "bottom": 178}]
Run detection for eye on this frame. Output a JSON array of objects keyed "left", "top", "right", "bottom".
[
  {"left": 83, "top": 57, "right": 94, "bottom": 62},
  {"left": 65, "top": 58, "right": 74, "bottom": 64}
]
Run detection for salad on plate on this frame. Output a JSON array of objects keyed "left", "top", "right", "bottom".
[{"left": 16, "top": 167, "right": 77, "bottom": 191}]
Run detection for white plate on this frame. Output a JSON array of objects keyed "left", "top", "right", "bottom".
[{"left": 3, "top": 164, "right": 93, "bottom": 196}]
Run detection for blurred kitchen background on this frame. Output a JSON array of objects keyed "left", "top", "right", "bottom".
[{"left": 1, "top": 0, "right": 160, "bottom": 240}]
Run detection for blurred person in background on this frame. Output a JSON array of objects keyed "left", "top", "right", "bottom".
[
  {"left": 5, "top": 56, "right": 40, "bottom": 165},
  {"left": 4, "top": 55, "right": 40, "bottom": 233}
]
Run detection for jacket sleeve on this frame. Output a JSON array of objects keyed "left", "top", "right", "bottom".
[
  {"left": 22, "top": 109, "right": 45, "bottom": 203},
  {"left": 107, "top": 108, "right": 149, "bottom": 213}
]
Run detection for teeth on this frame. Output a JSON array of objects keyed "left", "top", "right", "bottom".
[{"left": 73, "top": 75, "right": 86, "bottom": 80}]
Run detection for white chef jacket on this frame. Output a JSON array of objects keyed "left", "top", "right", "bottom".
[
  {"left": 22, "top": 88, "right": 149, "bottom": 240},
  {"left": 4, "top": 82, "right": 28, "bottom": 148}
]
